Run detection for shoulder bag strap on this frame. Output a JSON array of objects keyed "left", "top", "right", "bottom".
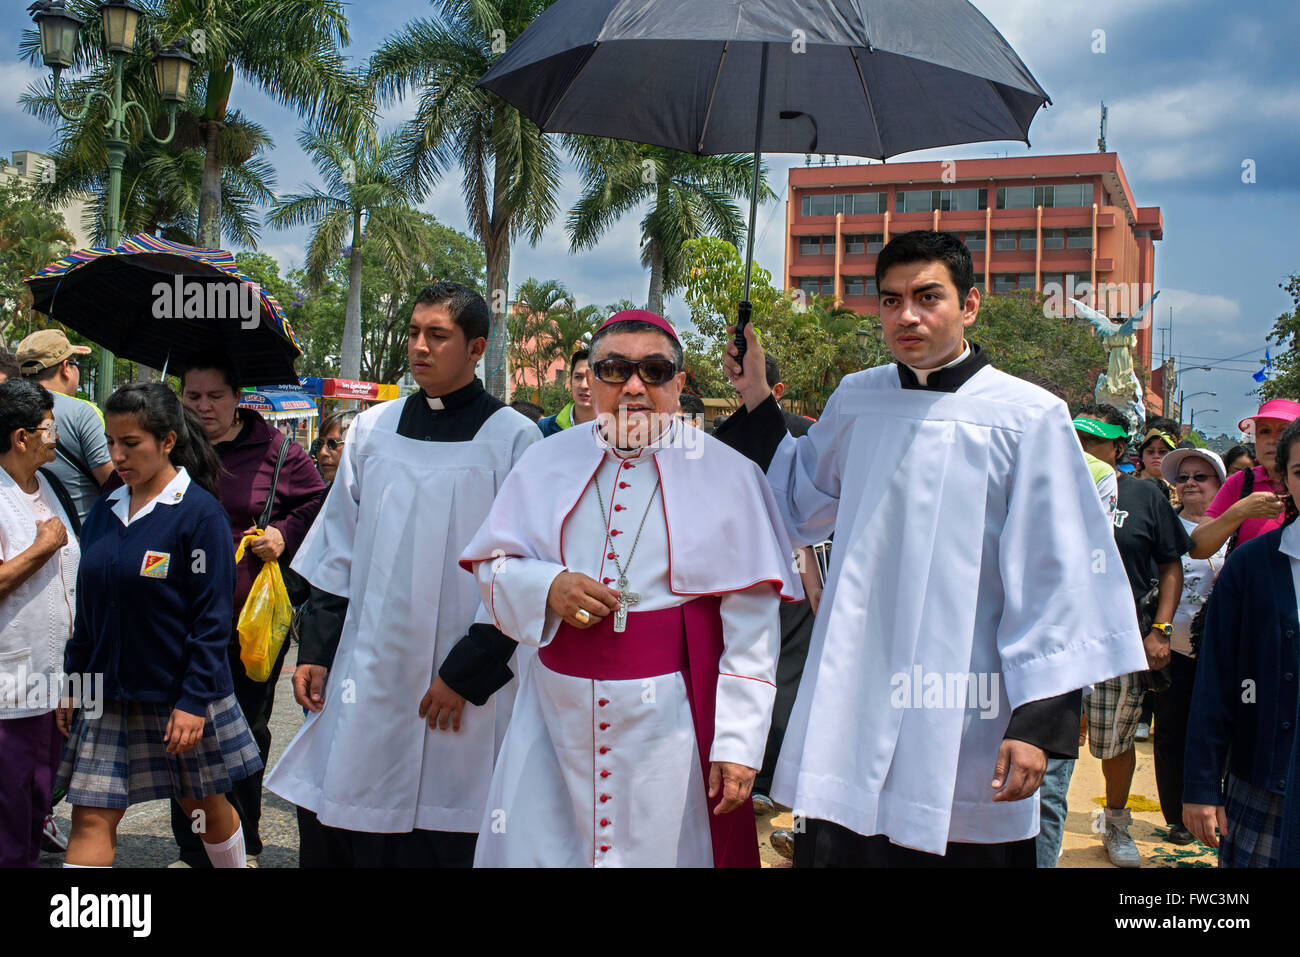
[{"left": 37, "top": 467, "right": 82, "bottom": 538}]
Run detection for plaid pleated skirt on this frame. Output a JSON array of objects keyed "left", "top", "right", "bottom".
[
  {"left": 1219, "top": 774, "right": 1285, "bottom": 868},
  {"left": 54, "top": 695, "right": 263, "bottom": 810}
]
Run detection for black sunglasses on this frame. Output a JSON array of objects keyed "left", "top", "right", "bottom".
[
  {"left": 1175, "top": 472, "right": 1214, "bottom": 484},
  {"left": 591, "top": 356, "right": 679, "bottom": 386},
  {"left": 322, "top": 438, "right": 345, "bottom": 451}
]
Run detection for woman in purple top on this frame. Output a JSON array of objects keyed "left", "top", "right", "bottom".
[
  {"left": 1189, "top": 399, "right": 1300, "bottom": 559},
  {"left": 168, "top": 353, "right": 326, "bottom": 868}
]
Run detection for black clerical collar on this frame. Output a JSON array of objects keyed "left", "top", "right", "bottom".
[
  {"left": 422, "top": 377, "right": 484, "bottom": 411},
  {"left": 896, "top": 342, "right": 991, "bottom": 393}
]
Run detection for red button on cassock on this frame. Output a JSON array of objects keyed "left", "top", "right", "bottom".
[
  {"left": 614, "top": 505, "right": 626, "bottom": 511},
  {"left": 618, "top": 482, "right": 630, "bottom": 489},
  {"left": 599, "top": 722, "right": 610, "bottom": 730},
  {"left": 623, "top": 461, "right": 635, "bottom": 469},
  {"left": 598, "top": 699, "right": 609, "bottom": 706},
  {"left": 602, "top": 577, "right": 613, "bottom": 585},
  {"left": 599, "top": 794, "right": 611, "bottom": 803},
  {"left": 600, "top": 845, "right": 611, "bottom": 852},
  {"left": 607, "top": 552, "right": 617, "bottom": 560},
  {"left": 599, "top": 746, "right": 610, "bottom": 754},
  {"left": 609, "top": 529, "right": 622, "bottom": 536},
  {"left": 600, "top": 770, "right": 611, "bottom": 778},
  {"left": 600, "top": 819, "right": 610, "bottom": 827}
]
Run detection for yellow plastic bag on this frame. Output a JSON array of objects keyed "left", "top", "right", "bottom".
[{"left": 234, "top": 531, "right": 293, "bottom": 682}]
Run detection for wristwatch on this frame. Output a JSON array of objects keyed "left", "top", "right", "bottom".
[{"left": 1151, "top": 622, "right": 1173, "bottom": 637}]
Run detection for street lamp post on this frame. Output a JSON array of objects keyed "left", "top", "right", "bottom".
[
  {"left": 1189, "top": 408, "right": 1219, "bottom": 432},
  {"left": 30, "top": 0, "right": 193, "bottom": 404}
]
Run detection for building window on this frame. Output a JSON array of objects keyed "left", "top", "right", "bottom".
[
  {"left": 1040, "top": 272, "right": 1065, "bottom": 291},
  {"left": 993, "top": 274, "right": 1018, "bottom": 293},
  {"left": 799, "top": 236, "right": 821, "bottom": 256},
  {"left": 1019, "top": 229, "right": 1036, "bottom": 250},
  {"left": 997, "top": 183, "right": 1095, "bottom": 210},
  {"left": 844, "top": 276, "right": 863, "bottom": 296},
  {"left": 895, "top": 188, "right": 987, "bottom": 213},
  {"left": 798, "top": 276, "right": 836, "bottom": 296},
  {"left": 800, "top": 191, "right": 886, "bottom": 216},
  {"left": 964, "top": 231, "right": 986, "bottom": 251},
  {"left": 1066, "top": 227, "right": 1093, "bottom": 249},
  {"left": 1041, "top": 228, "right": 1065, "bottom": 250},
  {"left": 844, "top": 234, "right": 865, "bottom": 254},
  {"left": 1018, "top": 273, "right": 1036, "bottom": 290},
  {"left": 994, "top": 230, "right": 1018, "bottom": 251},
  {"left": 866, "top": 233, "right": 884, "bottom": 253}
]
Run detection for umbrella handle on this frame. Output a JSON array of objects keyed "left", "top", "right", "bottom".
[{"left": 733, "top": 300, "right": 752, "bottom": 363}]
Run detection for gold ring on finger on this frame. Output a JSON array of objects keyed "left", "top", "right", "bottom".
[{"left": 574, "top": 608, "right": 592, "bottom": 624}]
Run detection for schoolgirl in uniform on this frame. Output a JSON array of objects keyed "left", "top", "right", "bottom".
[{"left": 56, "top": 383, "right": 260, "bottom": 868}]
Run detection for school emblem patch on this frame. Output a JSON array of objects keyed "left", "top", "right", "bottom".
[{"left": 140, "top": 551, "right": 170, "bottom": 579}]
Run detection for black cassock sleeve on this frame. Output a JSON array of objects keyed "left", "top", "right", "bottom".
[
  {"left": 712, "top": 395, "right": 789, "bottom": 472},
  {"left": 296, "top": 585, "right": 349, "bottom": 669},
  {"left": 1001, "top": 689, "right": 1083, "bottom": 759},
  {"left": 438, "top": 624, "right": 518, "bottom": 706}
]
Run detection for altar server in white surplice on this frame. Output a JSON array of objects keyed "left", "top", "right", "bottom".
[
  {"left": 460, "top": 311, "right": 801, "bottom": 868},
  {"left": 265, "top": 283, "right": 538, "bottom": 867},
  {"left": 718, "top": 231, "right": 1148, "bottom": 867}
]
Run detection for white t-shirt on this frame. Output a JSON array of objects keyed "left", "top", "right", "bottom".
[{"left": 1173, "top": 514, "right": 1226, "bottom": 657}]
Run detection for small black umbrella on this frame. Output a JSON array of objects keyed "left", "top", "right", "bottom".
[
  {"left": 479, "top": 0, "right": 1051, "bottom": 352},
  {"left": 25, "top": 233, "right": 303, "bottom": 385}
]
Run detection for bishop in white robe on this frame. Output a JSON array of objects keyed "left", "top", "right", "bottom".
[
  {"left": 265, "top": 285, "right": 538, "bottom": 867},
  {"left": 720, "top": 232, "right": 1148, "bottom": 865},
  {"left": 459, "top": 311, "right": 801, "bottom": 867}
]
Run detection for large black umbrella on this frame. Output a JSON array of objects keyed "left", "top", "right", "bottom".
[
  {"left": 479, "top": 0, "right": 1051, "bottom": 350},
  {"left": 26, "top": 233, "right": 303, "bottom": 385}
]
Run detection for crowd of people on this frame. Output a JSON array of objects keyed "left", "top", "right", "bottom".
[{"left": 1, "top": 230, "right": 1295, "bottom": 870}]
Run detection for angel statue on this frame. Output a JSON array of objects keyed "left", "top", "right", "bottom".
[{"left": 1071, "top": 289, "right": 1160, "bottom": 386}]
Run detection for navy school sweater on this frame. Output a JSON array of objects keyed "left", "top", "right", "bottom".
[{"left": 63, "top": 480, "right": 237, "bottom": 716}]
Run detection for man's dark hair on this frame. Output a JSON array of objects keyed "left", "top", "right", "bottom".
[
  {"left": 0, "top": 351, "right": 19, "bottom": 381},
  {"left": 1075, "top": 402, "right": 1130, "bottom": 432},
  {"left": 1144, "top": 415, "right": 1181, "bottom": 440},
  {"left": 875, "top": 230, "right": 974, "bottom": 300},
  {"left": 0, "top": 378, "right": 54, "bottom": 453},
  {"left": 679, "top": 393, "right": 705, "bottom": 416},
  {"left": 178, "top": 351, "right": 241, "bottom": 395},
  {"left": 509, "top": 400, "right": 544, "bottom": 422},
  {"left": 413, "top": 281, "right": 490, "bottom": 343},
  {"left": 764, "top": 353, "right": 781, "bottom": 388},
  {"left": 570, "top": 348, "right": 589, "bottom": 371},
  {"left": 1224, "top": 444, "right": 1255, "bottom": 468},
  {"left": 588, "top": 320, "right": 683, "bottom": 370}
]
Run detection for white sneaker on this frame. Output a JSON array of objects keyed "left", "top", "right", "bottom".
[
  {"left": 246, "top": 854, "right": 259, "bottom": 869},
  {"left": 166, "top": 859, "right": 192, "bottom": 869},
  {"left": 1134, "top": 722, "right": 1150, "bottom": 742},
  {"left": 1101, "top": 807, "right": 1141, "bottom": 868},
  {"left": 42, "top": 815, "right": 68, "bottom": 853}
]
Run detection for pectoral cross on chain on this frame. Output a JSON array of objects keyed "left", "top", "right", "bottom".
[{"left": 613, "top": 576, "right": 640, "bottom": 633}]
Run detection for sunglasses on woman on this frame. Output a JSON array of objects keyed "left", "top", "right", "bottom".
[
  {"left": 1175, "top": 472, "right": 1214, "bottom": 484},
  {"left": 322, "top": 438, "right": 345, "bottom": 452},
  {"left": 590, "top": 356, "right": 679, "bottom": 386}
]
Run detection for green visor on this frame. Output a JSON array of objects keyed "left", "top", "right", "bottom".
[{"left": 1073, "top": 417, "right": 1129, "bottom": 441}]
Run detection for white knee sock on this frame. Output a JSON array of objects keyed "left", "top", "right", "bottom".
[
  {"left": 63, "top": 862, "right": 109, "bottom": 868},
  {"left": 202, "top": 825, "right": 247, "bottom": 869}
]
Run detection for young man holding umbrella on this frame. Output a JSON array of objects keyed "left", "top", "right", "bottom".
[{"left": 718, "top": 230, "right": 1147, "bottom": 866}]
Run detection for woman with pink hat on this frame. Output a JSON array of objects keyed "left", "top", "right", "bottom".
[{"left": 1188, "top": 399, "right": 1300, "bottom": 558}]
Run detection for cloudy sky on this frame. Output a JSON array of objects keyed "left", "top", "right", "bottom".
[{"left": 4, "top": 0, "right": 1297, "bottom": 436}]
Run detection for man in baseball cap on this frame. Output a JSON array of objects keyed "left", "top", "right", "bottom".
[
  {"left": 16, "top": 329, "right": 91, "bottom": 378},
  {"left": 16, "top": 329, "right": 111, "bottom": 524}
]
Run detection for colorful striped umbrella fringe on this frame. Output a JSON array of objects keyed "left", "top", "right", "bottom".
[{"left": 28, "top": 232, "right": 301, "bottom": 353}]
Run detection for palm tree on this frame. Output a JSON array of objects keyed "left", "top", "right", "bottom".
[
  {"left": 266, "top": 128, "right": 427, "bottom": 379},
  {"left": 568, "top": 140, "right": 774, "bottom": 314},
  {"left": 155, "top": 0, "right": 364, "bottom": 248},
  {"left": 510, "top": 277, "right": 571, "bottom": 399},
  {"left": 369, "top": 0, "right": 563, "bottom": 400},
  {"left": 553, "top": 303, "right": 600, "bottom": 363},
  {"left": 0, "top": 207, "right": 74, "bottom": 343}
]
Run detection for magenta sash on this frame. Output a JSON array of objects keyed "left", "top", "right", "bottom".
[{"left": 540, "top": 598, "right": 760, "bottom": 868}]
